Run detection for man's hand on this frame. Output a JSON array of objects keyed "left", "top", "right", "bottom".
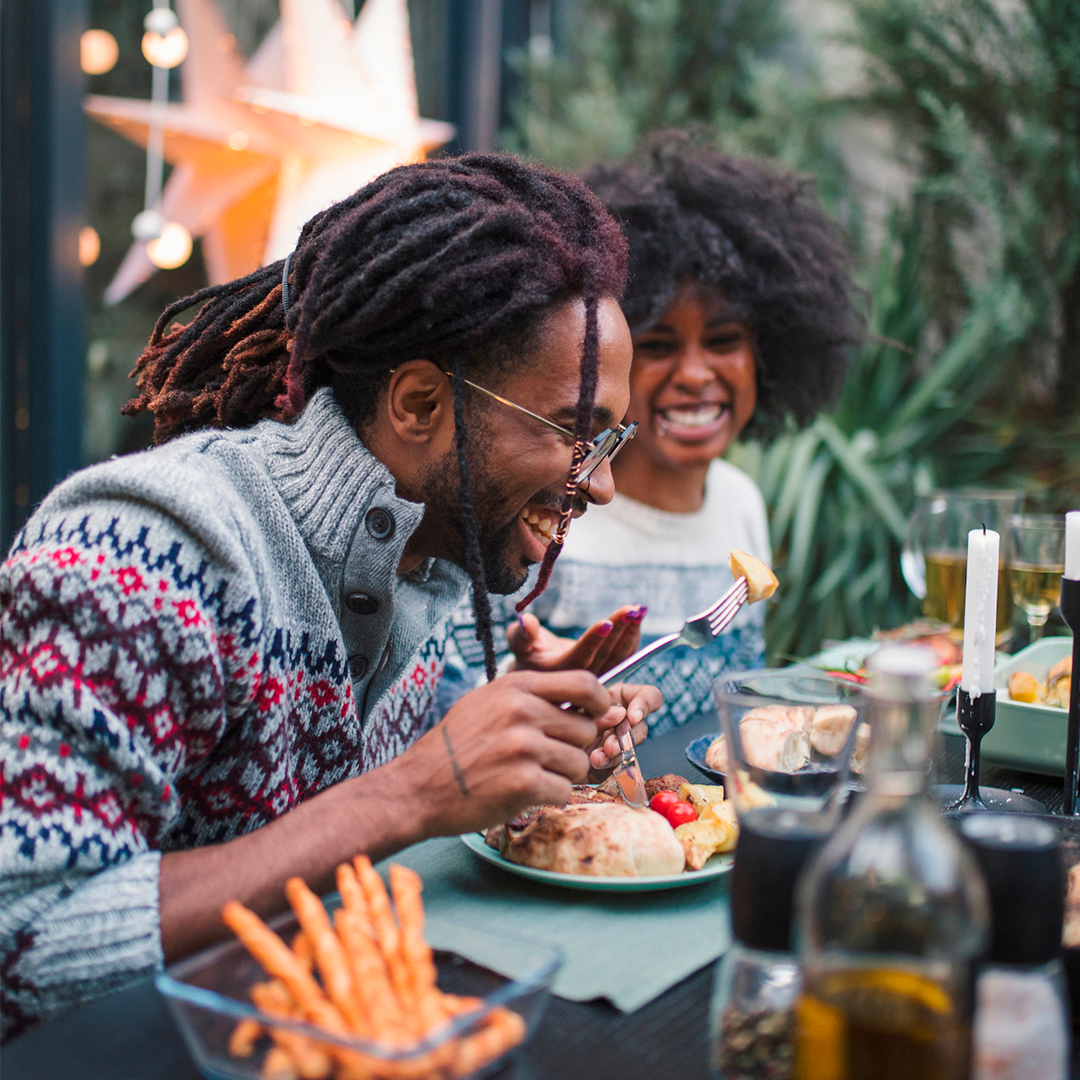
[
  {"left": 401, "top": 669, "right": 613, "bottom": 835},
  {"left": 506, "top": 605, "right": 647, "bottom": 675},
  {"left": 158, "top": 670, "right": 662, "bottom": 964}
]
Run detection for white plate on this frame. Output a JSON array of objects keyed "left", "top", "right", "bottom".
[{"left": 460, "top": 831, "right": 733, "bottom": 892}]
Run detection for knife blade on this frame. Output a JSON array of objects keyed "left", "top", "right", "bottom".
[
  {"left": 609, "top": 724, "right": 648, "bottom": 808},
  {"left": 558, "top": 662, "right": 649, "bottom": 808},
  {"left": 599, "top": 673, "right": 648, "bottom": 809}
]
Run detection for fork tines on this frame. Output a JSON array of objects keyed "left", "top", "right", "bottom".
[{"left": 706, "top": 577, "right": 749, "bottom": 635}]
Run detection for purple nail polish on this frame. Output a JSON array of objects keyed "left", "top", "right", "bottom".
[
  {"left": 596, "top": 620, "right": 614, "bottom": 637},
  {"left": 623, "top": 605, "right": 647, "bottom": 624}
]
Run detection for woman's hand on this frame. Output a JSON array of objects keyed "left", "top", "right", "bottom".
[
  {"left": 506, "top": 606, "right": 647, "bottom": 675},
  {"left": 586, "top": 680, "right": 661, "bottom": 776}
]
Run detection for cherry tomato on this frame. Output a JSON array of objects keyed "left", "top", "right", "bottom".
[
  {"left": 665, "top": 801, "right": 698, "bottom": 828},
  {"left": 649, "top": 791, "right": 680, "bottom": 816}
]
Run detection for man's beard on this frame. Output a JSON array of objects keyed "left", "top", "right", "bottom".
[{"left": 417, "top": 449, "right": 564, "bottom": 595}]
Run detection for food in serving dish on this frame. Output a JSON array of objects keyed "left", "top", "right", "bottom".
[
  {"left": 729, "top": 549, "right": 779, "bottom": 603},
  {"left": 485, "top": 776, "right": 739, "bottom": 878},
  {"left": 704, "top": 703, "right": 860, "bottom": 774},
  {"left": 220, "top": 858, "right": 525, "bottom": 1079},
  {"left": 807, "top": 623, "right": 963, "bottom": 691},
  {"left": 1008, "top": 655, "right": 1071, "bottom": 708}
]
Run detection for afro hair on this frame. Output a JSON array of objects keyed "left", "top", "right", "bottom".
[{"left": 584, "top": 135, "right": 862, "bottom": 440}]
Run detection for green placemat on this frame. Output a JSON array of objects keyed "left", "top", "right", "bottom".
[{"left": 377, "top": 835, "right": 731, "bottom": 1014}]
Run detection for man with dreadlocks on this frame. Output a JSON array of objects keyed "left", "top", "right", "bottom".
[{"left": 0, "top": 153, "right": 661, "bottom": 1036}]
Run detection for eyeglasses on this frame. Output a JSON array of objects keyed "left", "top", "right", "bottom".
[{"left": 445, "top": 371, "right": 636, "bottom": 483}]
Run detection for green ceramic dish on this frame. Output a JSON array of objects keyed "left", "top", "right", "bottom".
[
  {"left": 980, "top": 636, "right": 1073, "bottom": 776},
  {"left": 460, "top": 832, "right": 733, "bottom": 892}
]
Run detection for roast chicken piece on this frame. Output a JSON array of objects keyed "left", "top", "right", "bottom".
[{"left": 500, "top": 802, "right": 686, "bottom": 877}]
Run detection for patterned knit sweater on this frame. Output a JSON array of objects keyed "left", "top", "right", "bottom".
[{"left": 0, "top": 389, "right": 468, "bottom": 1039}]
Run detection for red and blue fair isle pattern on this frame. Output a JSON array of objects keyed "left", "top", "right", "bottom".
[{"left": 0, "top": 510, "right": 445, "bottom": 1036}]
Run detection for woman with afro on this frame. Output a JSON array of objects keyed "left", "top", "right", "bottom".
[{"left": 441, "top": 137, "right": 860, "bottom": 733}]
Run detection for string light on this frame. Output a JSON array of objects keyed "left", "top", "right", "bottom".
[
  {"left": 78, "top": 226, "right": 101, "bottom": 266},
  {"left": 129, "top": 5, "right": 192, "bottom": 272},
  {"left": 141, "top": 7, "right": 189, "bottom": 69},
  {"left": 146, "top": 222, "right": 193, "bottom": 269},
  {"left": 80, "top": 29, "right": 119, "bottom": 75}
]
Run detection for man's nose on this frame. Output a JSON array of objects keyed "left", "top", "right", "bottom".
[{"left": 578, "top": 458, "right": 616, "bottom": 505}]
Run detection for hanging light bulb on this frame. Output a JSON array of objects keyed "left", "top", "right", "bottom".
[
  {"left": 142, "top": 7, "right": 189, "bottom": 69},
  {"left": 146, "top": 221, "right": 192, "bottom": 269},
  {"left": 80, "top": 29, "right": 119, "bottom": 75}
]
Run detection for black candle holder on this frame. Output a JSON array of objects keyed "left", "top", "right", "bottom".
[
  {"left": 1061, "top": 577, "right": 1080, "bottom": 815},
  {"left": 947, "top": 689, "right": 997, "bottom": 811}
]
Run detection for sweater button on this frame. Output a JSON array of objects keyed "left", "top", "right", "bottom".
[
  {"left": 349, "top": 653, "right": 369, "bottom": 679},
  {"left": 365, "top": 507, "right": 394, "bottom": 540},
  {"left": 345, "top": 592, "right": 379, "bottom": 615}
]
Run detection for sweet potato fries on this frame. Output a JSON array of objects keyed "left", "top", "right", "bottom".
[{"left": 221, "top": 858, "right": 525, "bottom": 1080}]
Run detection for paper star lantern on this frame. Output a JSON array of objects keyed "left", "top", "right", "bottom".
[{"left": 86, "top": 0, "right": 453, "bottom": 303}]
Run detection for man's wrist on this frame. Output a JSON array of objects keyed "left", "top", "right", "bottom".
[{"left": 347, "top": 753, "right": 440, "bottom": 850}]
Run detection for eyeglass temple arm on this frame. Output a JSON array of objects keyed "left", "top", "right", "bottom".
[{"left": 445, "top": 372, "right": 578, "bottom": 439}]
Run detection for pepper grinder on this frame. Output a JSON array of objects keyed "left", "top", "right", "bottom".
[
  {"left": 960, "top": 813, "right": 1069, "bottom": 1080},
  {"left": 709, "top": 809, "right": 832, "bottom": 1080}
]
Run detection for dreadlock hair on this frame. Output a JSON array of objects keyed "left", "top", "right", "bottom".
[
  {"left": 123, "top": 153, "right": 628, "bottom": 680},
  {"left": 584, "top": 133, "right": 861, "bottom": 441}
]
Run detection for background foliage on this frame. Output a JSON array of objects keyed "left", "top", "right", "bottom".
[{"left": 509, "top": 0, "right": 1080, "bottom": 659}]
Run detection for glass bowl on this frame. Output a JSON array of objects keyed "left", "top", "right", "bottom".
[{"left": 156, "top": 907, "right": 562, "bottom": 1080}]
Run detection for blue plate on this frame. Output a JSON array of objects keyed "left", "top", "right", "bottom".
[{"left": 685, "top": 734, "right": 725, "bottom": 785}]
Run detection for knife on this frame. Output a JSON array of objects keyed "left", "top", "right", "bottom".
[{"left": 597, "top": 669, "right": 649, "bottom": 809}]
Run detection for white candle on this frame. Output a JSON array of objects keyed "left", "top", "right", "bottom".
[
  {"left": 1066, "top": 511, "right": 1080, "bottom": 581},
  {"left": 961, "top": 527, "right": 999, "bottom": 697}
]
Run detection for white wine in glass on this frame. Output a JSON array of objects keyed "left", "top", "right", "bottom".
[
  {"left": 1008, "top": 515, "right": 1066, "bottom": 641},
  {"left": 901, "top": 489, "right": 1021, "bottom": 642}
]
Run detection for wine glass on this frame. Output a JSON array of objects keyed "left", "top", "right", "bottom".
[
  {"left": 1008, "top": 514, "right": 1066, "bottom": 642},
  {"left": 900, "top": 488, "right": 1022, "bottom": 641}
]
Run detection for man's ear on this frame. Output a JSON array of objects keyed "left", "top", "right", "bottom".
[{"left": 385, "top": 360, "right": 453, "bottom": 444}]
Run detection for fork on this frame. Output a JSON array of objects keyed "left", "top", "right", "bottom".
[
  {"left": 598, "top": 575, "right": 750, "bottom": 689},
  {"left": 596, "top": 575, "right": 751, "bottom": 807}
]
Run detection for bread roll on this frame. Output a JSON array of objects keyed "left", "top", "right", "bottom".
[{"left": 809, "top": 704, "right": 858, "bottom": 756}]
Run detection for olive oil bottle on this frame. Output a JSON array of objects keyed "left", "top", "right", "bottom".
[{"left": 793, "top": 645, "right": 988, "bottom": 1080}]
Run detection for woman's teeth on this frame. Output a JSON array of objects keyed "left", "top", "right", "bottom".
[
  {"left": 658, "top": 403, "right": 725, "bottom": 427},
  {"left": 522, "top": 510, "right": 555, "bottom": 546}
]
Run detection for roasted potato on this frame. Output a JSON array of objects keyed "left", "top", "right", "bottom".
[{"left": 677, "top": 781, "right": 727, "bottom": 815}]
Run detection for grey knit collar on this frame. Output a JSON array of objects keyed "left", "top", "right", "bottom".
[{"left": 250, "top": 388, "right": 426, "bottom": 574}]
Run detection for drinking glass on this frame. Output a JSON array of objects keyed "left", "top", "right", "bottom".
[
  {"left": 1008, "top": 514, "right": 1065, "bottom": 641},
  {"left": 713, "top": 670, "right": 868, "bottom": 819},
  {"left": 900, "top": 488, "right": 1022, "bottom": 641}
]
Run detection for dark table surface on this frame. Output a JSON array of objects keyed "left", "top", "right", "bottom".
[{"left": 4, "top": 710, "right": 1077, "bottom": 1080}]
